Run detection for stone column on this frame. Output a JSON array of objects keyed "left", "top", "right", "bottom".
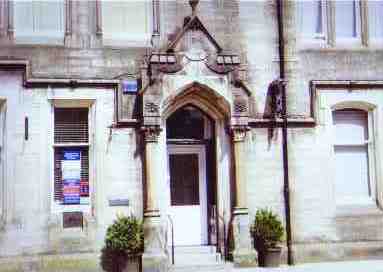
[
  {"left": 143, "top": 126, "right": 161, "bottom": 218},
  {"left": 231, "top": 126, "right": 257, "bottom": 266},
  {"left": 142, "top": 125, "right": 167, "bottom": 272}
]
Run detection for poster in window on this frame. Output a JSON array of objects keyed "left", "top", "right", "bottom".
[
  {"left": 80, "top": 179, "right": 89, "bottom": 197},
  {"left": 80, "top": 179, "right": 90, "bottom": 205},
  {"left": 62, "top": 150, "right": 81, "bottom": 205},
  {"left": 63, "top": 179, "right": 80, "bottom": 204}
]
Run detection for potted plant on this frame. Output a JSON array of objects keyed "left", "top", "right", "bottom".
[
  {"left": 101, "top": 214, "right": 144, "bottom": 272},
  {"left": 250, "top": 208, "right": 284, "bottom": 267}
]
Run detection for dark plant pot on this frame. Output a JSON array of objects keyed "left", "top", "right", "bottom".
[
  {"left": 122, "top": 254, "right": 142, "bottom": 272},
  {"left": 258, "top": 247, "right": 282, "bottom": 267},
  {"left": 101, "top": 248, "right": 142, "bottom": 272}
]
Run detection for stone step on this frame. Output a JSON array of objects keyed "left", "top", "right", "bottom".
[
  {"left": 171, "top": 245, "right": 218, "bottom": 254},
  {"left": 171, "top": 252, "right": 222, "bottom": 265},
  {"left": 167, "top": 246, "right": 224, "bottom": 266},
  {"left": 169, "top": 262, "right": 233, "bottom": 272}
]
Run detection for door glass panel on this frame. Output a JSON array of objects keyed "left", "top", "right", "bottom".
[
  {"left": 166, "top": 106, "right": 205, "bottom": 139},
  {"left": 169, "top": 154, "right": 199, "bottom": 206}
]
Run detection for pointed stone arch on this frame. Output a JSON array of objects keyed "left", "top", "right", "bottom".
[{"left": 162, "top": 81, "right": 231, "bottom": 122}]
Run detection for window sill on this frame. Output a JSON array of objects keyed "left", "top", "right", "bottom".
[
  {"left": 51, "top": 202, "right": 91, "bottom": 214},
  {"left": 335, "top": 199, "right": 382, "bottom": 217},
  {"left": 14, "top": 32, "right": 65, "bottom": 46},
  {"left": 334, "top": 38, "right": 363, "bottom": 50},
  {"left": 367, "top": 39, "right": 383, "bottom": 50},
  {"left": 297, "top": 36, "right": 328, "bottom": 51},
  {"left": 102, "top": 33, "right": 152, "bottom": 48},
  {"left": 53, "top": 143, "right": 90, "bottom": 147}
]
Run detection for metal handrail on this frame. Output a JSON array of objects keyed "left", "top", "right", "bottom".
[{"left": 166, "top": 214, "right": 175, "bottom": 265}]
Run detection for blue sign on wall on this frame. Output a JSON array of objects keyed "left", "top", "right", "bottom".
[{"left": 122, "top": 79, "right": 138, "bottom": 94}]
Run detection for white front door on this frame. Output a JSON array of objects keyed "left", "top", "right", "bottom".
[{"left": 167, "top": 145, "right": 207, "bottom": 246}]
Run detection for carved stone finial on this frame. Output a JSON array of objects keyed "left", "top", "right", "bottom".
[{"left": 189, "top": 0, "right": 199, "bottom": 16}]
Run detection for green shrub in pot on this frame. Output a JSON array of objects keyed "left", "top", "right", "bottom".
[
  {"left": 250, "top": 208, "right": 284, "bottom": 267},
  {"left": 101, "top": 214, "right": 144, "bottom": 272}
]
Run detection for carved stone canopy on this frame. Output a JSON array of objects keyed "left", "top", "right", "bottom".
[{"left": 140, "top": 0, "right": 252, "bottom": 135}]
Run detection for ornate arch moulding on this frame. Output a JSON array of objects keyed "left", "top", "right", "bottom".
[{"left": 141, "top": 2, "right": 251, "bottom": 138}]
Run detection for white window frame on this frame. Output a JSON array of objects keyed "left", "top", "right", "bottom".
[
  {"left": 13, "top": 0, "right": 65, "bottom": 45},
  {"left": 0, "top": 1, "right": 7, "bottom": 35},
  {"left": 99, "top": 0, "right": 153, "bottom": 48},
  {"left": 331, "top": 107, "right": 374, "bottom": 205},
  {"left": 297, "top": 0, "right": 328, "bottom": 43},
  {"left": 0, "top": 99, "right": 6, "bottom": 227},
  {"left": 333, "top": 0, "right": 363, "bottom": 46},
  {"left": 315, "top": 89, "right": 382, "bottom": 215},
  {"left": 49, "top": 99, "right": 95, "bottom": 214},
  {"left": 367, "top": 0, "right": 383, "bottom": 47}
]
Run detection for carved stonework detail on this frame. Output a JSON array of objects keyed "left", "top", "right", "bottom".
[
  {"left": 145, "top": 102, "right": 159, "bottom": 114},
  {"left": 157, "top": 63, "right": 183, "bottom": 74},
  {"left": 234, "top": 100, "right": 248, "bottom": 114},
  {"left": 205, "top": 61, "right": 235, "bottom": 75},
  {"left": 142, "top": 126, "right": 162, "bottom": 142},
  {"left": 231, "top": 126, "right": 249, "bottom": 142}
]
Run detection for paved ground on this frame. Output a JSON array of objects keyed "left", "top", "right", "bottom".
[{"left": 236, "top": 260, "right": 383, "bottom": 272}]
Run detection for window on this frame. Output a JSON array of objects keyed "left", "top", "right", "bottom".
[
  {"left": 332, "top": 109, "right": 372, "bottom": 204},
  {"left": 101, "top": 0, "right": 152, "bottom": 47},
  {"left": 14, "top": 0, "right": 64, "bottom": 44},
  {"left": 335, "top": 0, "right": 361, "bottom": 39},
  {"left": 368, "top": 0, "right": 383, "bottom": 39},
  {"left": 297, "top": 0, "right": 325, "bottom": 38},
  {"left": 0, "top": 102, "right": 5, "bottom": 224},
  {"left": 54, "top": 108, "right": 90, "bottom": 206},
  {"left": 0, "top": 1, "right": 7, "bottom": 35}
]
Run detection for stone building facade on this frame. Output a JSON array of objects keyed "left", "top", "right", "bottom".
[{"left": 0, "top": 0, "right": 382, "bottom": 271}]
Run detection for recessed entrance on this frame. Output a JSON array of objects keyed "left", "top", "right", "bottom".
[
  {"left": 166, "top": 105, "right": 215, "bottom": 247},
  {"left": 167, "top": 145, "right": 207, "bottom": 246}
]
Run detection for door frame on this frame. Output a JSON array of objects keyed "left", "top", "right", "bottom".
[{"left": 167, "top": 144, "right": 208, "bottom": 245}]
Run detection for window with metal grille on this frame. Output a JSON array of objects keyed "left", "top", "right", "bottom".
[
  {"left": 54, "top": 108, "right": 89, "bottom": 204},
  {"left": 54, "top": 108, "right": 88, "bottom": 143}
]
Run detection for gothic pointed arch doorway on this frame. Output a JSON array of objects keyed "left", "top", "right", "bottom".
[
  {"left": 141, "top": 78, "right": 255, "bottom": 265},
  {"left": 165, "top": 105, "right": 216, "bottom": 246},
  {"left": 155, "top": 83, "right": 234, "bottom": 257}
]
